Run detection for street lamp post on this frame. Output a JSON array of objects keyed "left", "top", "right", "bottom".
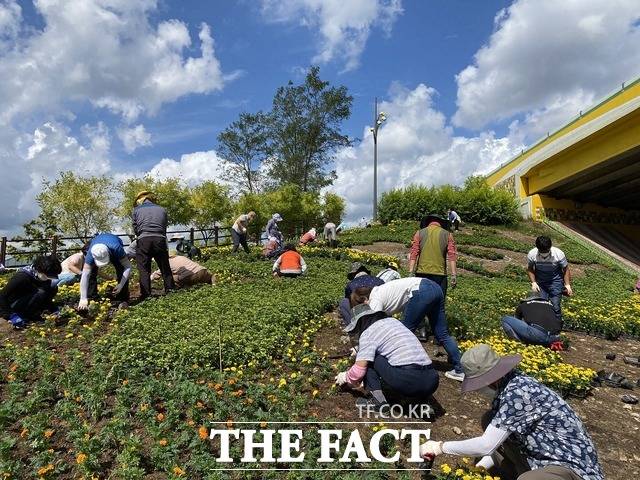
[{"left": 371, "top": 97, "right": 386, "bottom": 222}]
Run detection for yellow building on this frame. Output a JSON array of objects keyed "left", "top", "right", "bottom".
[{"left": 486, "top": 76, "right": 640, "bottom": 268}]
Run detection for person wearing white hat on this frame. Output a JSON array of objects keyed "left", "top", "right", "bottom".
[
  {"left": 265, "top": 213, "right": 284, "bottom": 245},
  {"left": 420, "top": 344, "right": 603, "bottom": 480},
  {"left": 78, "top": 233, "right": 132, "bottom": 310}
]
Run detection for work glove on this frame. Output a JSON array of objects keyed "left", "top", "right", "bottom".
[
  {"left": 419, "top": 440, "right": 443, "bottom": 458},
  {"left": 335, "top": 371, "right": 349, "bottom": 386},
  {"left": 564, "top": 284, "right": 573, "bottom": 296},
  {"left": 531, "top": 282, "right": 541, "bottom": 293},
  {"left": 450, "top": 275, "right": 457, "bottom": 288},
  {"left": 77, "top": 299, "right": 89, "bottom": 311}
]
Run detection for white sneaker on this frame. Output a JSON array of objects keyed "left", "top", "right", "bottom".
[{"left": 445, "top": 369, "right": 464, "bottom": 382}]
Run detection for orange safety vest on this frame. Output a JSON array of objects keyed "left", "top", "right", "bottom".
[{"left": 278, "top": 251, "right": 303, "bottom": 273}]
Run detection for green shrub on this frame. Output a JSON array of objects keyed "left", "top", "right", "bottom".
[
  {"left": 458, "top": 245, "right": 505, "bottom": 260},
  {"left": 377, "top": 176, "right": 520, "bottom": 225}
]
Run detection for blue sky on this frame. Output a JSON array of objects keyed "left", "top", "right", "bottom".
[{"left": 1, "top": 0, "right": 639, "bottom": 232}]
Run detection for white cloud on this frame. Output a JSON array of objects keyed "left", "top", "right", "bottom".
[
  {"left": 0, "top": 0, "right": 229, "bottom": 125},
  {"left": 329, "top": 84, "right": 522, "bottom": 221},
  {"left": 453, "top": 0, "right": 640, "bottom": 131},
  {"left": 259, "top": 0, "right": 403, "bottom": 71},
  {"left": 0, "top": 0, "right": 20, "bottom": 49},
  {"left": 118, "top": 124, "right": 152, "bottom": 154},
  {"left": 148, "top": 150, "right": 230, "bottom": 187},
  {"left": 0, "top": 121, "right": 112, "bottom": 234}
]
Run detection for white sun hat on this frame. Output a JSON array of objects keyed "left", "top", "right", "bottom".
[{"left": 90, "top": 244, "right": 110, "bottom": 268}]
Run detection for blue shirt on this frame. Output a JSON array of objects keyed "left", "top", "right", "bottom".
[
  {"left": 490, "top": 371, "right": 603, "bottom": 480},
  {"left": 85, "top": 233, "right": 126, "bottom": 266}
]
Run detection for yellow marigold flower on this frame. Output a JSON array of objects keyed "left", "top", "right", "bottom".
[
  {"left": 76, "top": 452, "right": 87, "bottom": 464},
  {"left": 441, "top": 464, "right": 452, "bottom": 474}
]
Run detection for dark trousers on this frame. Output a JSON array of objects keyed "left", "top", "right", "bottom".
[
  {"left": 416, "top": 273, "right": 448, "bottom": 298},
  {"left": 539, "top": 286, "right": 562, "bottom": 321},
  {"left": 231, "top": 230, "right": 250, "bottom": 253},
  {"left": 11, "top": 286, "right": 57, "bottom": 321},
  {"left": 365, "top": 355, "right": 439, "bottom": 401},
  {"left": 88, "top": 261, "right": 129, "bottom": 302},
  {"left": 137, "top": 236, "right": 175, "bottom": 299}
]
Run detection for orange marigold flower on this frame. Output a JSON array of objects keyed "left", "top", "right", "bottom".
[
  {"left": 158, "top": 438, "right": 168, "bottom": 446},
  {"left": 37, "top": 464, "right": 54, "bottom": 475},
  {"left": 43, "top": 429, "right": 54, "bottom": 438},
  {"left": 173, "top": 466, "right": 185, "bottom": 476},
  {"left": 198, "top": 426, "right": 209, "bottom": 440},
  {"left": 156, "top": 413, "right": 165, "bottom": 421},
  {"left": 76, "top": 453, "right": 87, "bottom": 464}
]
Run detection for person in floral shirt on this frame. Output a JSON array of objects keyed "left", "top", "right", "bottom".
[{"left": 421, "top": 344, "right": 603, "bottom": 480}]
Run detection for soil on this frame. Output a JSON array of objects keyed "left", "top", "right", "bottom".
[{"left": 312, "top": 312, "right": 640, "bottom": 480}]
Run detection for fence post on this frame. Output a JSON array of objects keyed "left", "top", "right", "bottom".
[
  {"left": 0, "top": 237, "right": 6, "bottom": 266},
  {"left": 214, "top": 226, "right": 219, "bottom": 246},
  {"left": 51, "top": 235, "right": 59, "bottom": 257},
  {"left": 190, "top": 228, "right": 195, "bottom": 245}
]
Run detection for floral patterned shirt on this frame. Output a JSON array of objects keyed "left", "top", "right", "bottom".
[{"left": 490, "top": 371, "right": 603, "bottom": 480}]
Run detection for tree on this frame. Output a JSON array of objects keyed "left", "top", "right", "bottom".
[
  {"left": 321, "top": 192, "right": 346, "bottom": 225},
  {"left": 119, "top": 176, "right": 194, "bottom": 227},
  {"left": 36, "top": 172, "right": 115, "bottom": 240},
  {"left": 217, "top": 112, "right": 268, "bottom": 194},
  {"left": 189, "top": 181, "right": 233, "bottom": 244},
  {"left": 266, "top": 66, "right": 353, "bottom": 192},
  {"left": 8, "top": 210, "right": 63, "bottom": 262}
]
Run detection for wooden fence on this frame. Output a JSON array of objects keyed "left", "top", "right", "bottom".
[{"left": 0, "top": 226, "right": 239, "bottom": 268}]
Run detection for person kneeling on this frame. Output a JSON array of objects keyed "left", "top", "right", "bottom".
[
  {"left": 272, "top": 244, "right": 307, "bottom": 278},
  {"left": 335, "top": 304, "right": 439, "bottom": 411},
  {"left": 151, "top": 255, "right": 215, "bottom": 289},
  {"left": 420, "top": 344, "right": 603, "bottom": 480},
  {"left": 501, "top": 291, "right": 562, "bottom": 348},
  {"left": 0, "top": 255, "right": 61, "bottom": 329}
]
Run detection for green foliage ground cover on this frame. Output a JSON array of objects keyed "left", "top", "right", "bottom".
[
  {"left": 340, "top": 221, "right": 638, "bottom": 339},
  {"left": 1, "top": 249, "right": 401, "bottom": 478}
]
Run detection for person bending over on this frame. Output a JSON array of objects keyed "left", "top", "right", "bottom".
[
  {"left": 350, "top": 276, "right": 464, "bottom": 381},
  {"left": 0, "top": 255, "right": 61, "bottom": 328},
  {"left": 421, "top": 344, "right": 603, "bottom": 480},
  {"left": 501, "top": 291, "right": 562, "bottom": 347},
  {"left": 78, "top": 233, "right": 132, "bottom": 310},
  {"left": 272, "top": 244, "right": 307, "bottom": 278}
]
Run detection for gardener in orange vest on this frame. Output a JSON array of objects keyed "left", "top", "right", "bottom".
[
  {"left": 408, "top": 214, "right": 457, "bottom": 297},
  {"left": 272, "top": 244, "right": 307, "bottom": 278}
]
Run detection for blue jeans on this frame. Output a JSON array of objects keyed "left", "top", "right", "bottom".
[
  {"left": 502, "top": 316, "right": 559, "bottom": 347},
  {"left": 55, "top": 272, "right": 79, "bottom": 286},
  {"left": 539, "top": 285, "right": 562, "bottom": 320},
  {"left": 400, "top": 279, "right": 463, "bottom": 373},
  {"left": 339, "top": 297, "right": 352, "bottom": 327}
]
